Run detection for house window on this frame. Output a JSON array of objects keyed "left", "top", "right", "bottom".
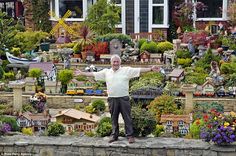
[
  {"left": 0, "top": 2, "right": 15, "bottom": 18},
  {"left": 196, "top": 0, "right": 227, "bottom": 20},
  {"left": 59, "top": 0, "right": 83, "bottom": 18},
  {"left": 149, "top": 0, "right": 168, "bottom": 31}
]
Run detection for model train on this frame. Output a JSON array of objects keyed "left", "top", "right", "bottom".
[{"left": 66, "top": 87, "right": 107, "bottom": 96}]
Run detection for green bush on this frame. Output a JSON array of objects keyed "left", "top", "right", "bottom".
[
  {"left": 3, "top": 72, "right": 15, "bottom": 81},
  {"left": 96, "top": 117, "right": 112, "bottom": 137},
  {"left": 0, "top": 66, "right": 4, "bottom": 80},
  {"left": 131, "top": 106, "right": 156, "bottom": 137},
  {"left": 176, "top": 50, "right": 191, "bottom": 59},
  {"left": 138, "top": 38, "right": 147, "bottom": 49},
  {"left": 177, "top": 58, "right": 192, "bottom": 68},
  {"left": 92, "top": 100, "right": 106, "bottom": 112},
  {"left": 85, "top": 105, "right": 95, "bottom": 114},
  {"left": 153, "top": 124, "right": 164, "bottom": 137},
  {"left": 96, "top": 33, "right": 132, "bottom": 46},
  {"left": 85, "top": 131, "right": 95, "bottom": 137},
  {"left": 189, "top": 119, "right": 204, "bottom": 139},
  {"left": 47, "top": 122, "right": 65, "bottom": 136},
  {"left": 22, "top": 103, "right": 35, "bottom": 113},
  {"left": 0, "top": 116, "right": 19, "bottom": 131},
  {"left": 156, "top": 41, "right": 173, "bottom": 53},
  {"left": 140, "top": 41, "right": 158, "bottom": 53}
]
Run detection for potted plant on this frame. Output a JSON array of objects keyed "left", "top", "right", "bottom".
[{"left": 73, "top": 42, "right": 82, "bottom": 58}]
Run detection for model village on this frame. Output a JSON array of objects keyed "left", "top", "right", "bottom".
[{"left": 1, "top": 0, "right": 236, "bottom": 146}]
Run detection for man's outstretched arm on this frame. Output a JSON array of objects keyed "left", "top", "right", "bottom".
[
  {"left": 140, "top": 65, "right": 160, "bottom": 73},
  {"left": 74, "top": 69, "right": 94, "bottom": 77}
]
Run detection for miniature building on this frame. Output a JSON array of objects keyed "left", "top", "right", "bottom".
[
  {"left": 54, "top": 109, "right": 100, "bottom": 133},
  {"left": 140, "top": 51, "right": 150, "bottom": 63},
  {"left": 150, "top": 53, "right": 162, "bottom": 63},
  {"left": 100, "top": 54, "right": 112, "bottom": 63},
  {"left": 44, "top": 80, "right": 61, "bottom": 94},
  {"left": 201, "top": 80, "right": 215, "bottom": 96},
  {"left": 163, "top": 50, "right": 175, "bottom": 66},
  {"left": 160, "top": 114, "right": 192, "bottom": 135},
  {"left": 29, "top": 62, "right": 57, "bottom": 81},
  {"left": 17, "top": 111, "right": 50, "bottom": 131},
  {"left": 25, "top": 77, "right": 36, "bottom": 93},
  {"left": 168, "top": 69, "right": 184, "bottom": 82},
  {"left": 0, "top": 82, "right": 5, "bottom": 91}
]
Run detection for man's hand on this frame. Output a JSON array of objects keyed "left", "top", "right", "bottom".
[
  {"left": 151, "top": 66, "right": 160, "bottom": 72},
  {"left": 74, "top": 69, "right": 94, "bottom": 77}
]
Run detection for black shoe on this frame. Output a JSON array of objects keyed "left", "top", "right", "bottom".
[{"left": 108, "top": 137, "right": 118, "bottom": 143}]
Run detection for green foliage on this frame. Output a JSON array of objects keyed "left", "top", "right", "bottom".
[
  {"left": 195, "top": 49, "right": 220, "bottom": 71},
  {"left": 147, "top": 95, "right": 178, "bottom": 123},
  {"left": 138, "top": 38, "right": 147, "bottom": 49},
  {"left": 96, "top": 33, "right": 132, "bottom": 45},
  {"left": 153, "top": 125, "right": 164, "bottom": 137},
  {"left": 140, "top": 41, "right": 158, "bottom": 53},
  {"left": 226, "top": 73, "right": 236, "bottom": 86},
  {"left": 0, "top": 66, "right": 4, "bottom": 80},
  {"left": 3, "top": 72, "right": 14, "bottom": 81},
  {"left": 32, "top": 0, "right": 52, "bottom": 32},
  {"left": 189, "top": 119, "right": 204, "bottom": 139},
  {"left": 220, "top": 63, "right": 236, "bottom": 74},
  {"left": 156, "top": 41, "right": 173, "bottom": 53},
  {"left": 85, "top": 0, "right": 120, "bottom": 35},
  {"left": 47, "top": 122, "right": 65, "bottom": 136},
  {"left": 184, "top": 67, "right": 208, "bottom": 85},
  {"left": 177, "top": 58, "right": 192, "bottom": 68},
  {"left": 176, "top": 49, "right": 191, "bottom": 58},
  {"left": 76, "top": 75, "right": 87, "bottom": 81},
  {"left": 91, "top": 100, "right": 106, "bottom": 112},
  {"left": 130, "top": 72, "right": 164, "bottom": 92},
  {"left": 131, "top": 106, "right": 157, "bottom": 137},
  {"left": 85, "top": 131, "right": 95, "bottom": 137},
  {"left": 0, "top": 116, "right": 19, "bottom": 131},
  {"left": 58, "top": 69, "right": 73, "bottom": 85},
  {"left": 73, "top": 42, "right": 82, "bottom": 54},
  {"left": 96, "top": 117, "right": 112, "bottom": 137},
  {"left": 22, "top": 127, "right": 33, "bottom": 136},
  {"left": 29, "top": 68, "right": 42, "bottom": 79},
  {"left": 85, "top": 105, "right": 95, "bottom": 114},
  {"left": 22, "top": 103, "right": 36, "bottom": 113},
  {"left": 0, "top": 12, "right": 18, "bottom": 56},
  {"left": 14, "top": 31, "right": 49, "bottom": 52}
]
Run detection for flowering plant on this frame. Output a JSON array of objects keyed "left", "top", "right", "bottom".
[
  {"left": 200, "top": 110, "right": 236, "bottom": 145},
  {"left": 0, "top": 123, "right": 11, "bottom": 135}
]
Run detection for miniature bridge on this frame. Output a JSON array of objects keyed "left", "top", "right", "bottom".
[{"left": 0, "top": 135, "right": 235, "bottom": 156}]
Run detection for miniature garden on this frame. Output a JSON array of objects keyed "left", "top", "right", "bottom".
[{"left": 1, "top": 0, "right": 236, "bottom": 147}]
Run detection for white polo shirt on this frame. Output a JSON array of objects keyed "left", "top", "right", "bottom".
[{"left": 93, "top": 67, "right": 140, "bottom": 97}]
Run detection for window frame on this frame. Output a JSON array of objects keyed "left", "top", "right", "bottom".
[
  {"left": 149, "top": 0, "right": 169, "bottom": 32},
  {"left": 195, "top": 0, "right": 228, "bottom": 21},
  {"left": 50, "top": 0, "right": 88, "bottom": 22}
]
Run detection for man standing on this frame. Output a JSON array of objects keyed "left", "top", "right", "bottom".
[{"left": 75, "top": 55, "right": 160, "bottom": 143}]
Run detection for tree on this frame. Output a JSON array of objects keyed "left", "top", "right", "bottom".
[
  {"left": 58, "top": 69, "right": 73, "bottom": 93},
  {"left": 0, "top": 12, "right": 18, "bottom": 56},
  {"left": 85, "top": 0, "right": 120, "bottom": 35},
  {"left": 29, "top": 68, "right": 42, "bottom": 79}
]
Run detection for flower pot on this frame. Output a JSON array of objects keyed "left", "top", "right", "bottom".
[
  {"left": 40, "top": 42, "right": 50, "bottom": 51},
  {"left": 81, "top": 51, "right": 87, "bottom": 61},
  {"left": 73, "top": 53, "right": 82, "bottom": 58}
]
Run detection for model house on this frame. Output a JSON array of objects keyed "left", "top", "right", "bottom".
[
  {"left": 54, "top": 109, "right": 100, "bottom": 133},
  {"left": 44, "top": 80, "right": 61, "bottom": 94},
  {"left": 140, "top": 51, "right": 150, "bottom": 63},
  {"left": 168, "top": 69, "right": 184, "bottom": 82},
  {"left": 160, "top": 114, "right": 192, "bottom": 135},
  {"left": 17, "top": 111, "right": 51, "bottom": 131}
]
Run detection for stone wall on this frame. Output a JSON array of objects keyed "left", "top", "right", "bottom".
[
  {"left": 0, "top": 135, "right": 235, "bottom": 156},
  {"left": 1, "top": 93, "right": 236, "bottom": 112}
]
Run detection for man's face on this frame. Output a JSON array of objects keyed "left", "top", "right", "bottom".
[{"left": 111, "top": 57, "right": 121, "bottom": 71}]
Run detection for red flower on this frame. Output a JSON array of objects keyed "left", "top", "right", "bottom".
[
  {"left": 207, "top": 124, "right": 212, "bottom": 128},
  {"left": 196, "top": 119, "right": 201, "bottom": 125},
  {"left": 203, "top": 114, "right": 209, "bottom": 122}
]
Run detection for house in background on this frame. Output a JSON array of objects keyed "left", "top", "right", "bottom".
[
  {"left": 16, "top": 111, "right": 51, "bottom": 131},
  {"left": 54, "top": 109, "right": 100, "bottom": 133},
  {"left": 160, "top": 114, "right": 192, "bottom": 135},
  {"left": 0, "top": 0, "right": 24, "bottom": 19}
]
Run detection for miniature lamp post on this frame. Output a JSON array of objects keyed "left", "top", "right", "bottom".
[
  {"left": 8, "top": 81, "right": 25, "bottom": 111},
  {"left": 181, "top": 84, "right": 196, "bottom": 113}
]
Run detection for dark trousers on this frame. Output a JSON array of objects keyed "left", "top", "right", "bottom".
[{"left": 107, "top": 96, "right": 133, "bottom": 138}]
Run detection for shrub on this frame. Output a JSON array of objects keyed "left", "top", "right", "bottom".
[
  {"left": 85, "top": 105, "right": 95, "bottom": 114},
  {"left": 47, "top": 122, "right": 65, "bottom": 136},
  {"left": 96, "top": 33, "right": 133, "bottom": 46},
  {"left": 85, "top": 131, "right": 95, "bottom": 137},
  {"left": 0, "top": 66, "right": 4, "bottom": 80},
  {"left": 177, "top": 58, "right": 192, "bottom": 68},
  {"left": 153, "top": 125, "right": 164, "bottom": 137},
  {"left": 189, "top": 119, "right": 204, "bottom": 139},
  {"left": 156, "top": 41, "right": 173, "bottom": 53},
  {"left": 92, "top": 100, "right": 106, "bottom": 112},
  {"left": 131, "top": 106, "right": 156, "bottom": 137},
  {"left": 147, "top": 95, "right": 178, "bottom": 123},
  {"left": 138, "top": 38, "right": 147, "bottom": 49},
  {"left": 140, "top": 41, "right": 158, "bottom": 53},
  {"left": 22, "top": 103, "right": 36, "bottom": 113},
  {"left": 96, "top": 117, "right": 112, "bottom": 137},
  {"left": 176, "top": 50, "right": 191, "bottom": 59},
  {"left": 3, "top": 72, "right": 15, "bottom": 81},
  {"left": 22, "top": 127, "right": 33, "bottom": 136},
  {"left": 0, "top": 116, "right": 19, "bottom": 131}
]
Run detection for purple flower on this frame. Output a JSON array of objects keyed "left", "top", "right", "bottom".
[{"left": 1, "top": 123, "right": 11, "bottom": 133}]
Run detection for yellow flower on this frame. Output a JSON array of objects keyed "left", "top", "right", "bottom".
[
  {"left": 214, "top": 117, "right": 217, "bottom": 120},
  {"left": 224, "top": 122, "right": 230, "bottom": 127},
  {"left": 230, "top": 111, "right": 236, "bottom": 117}
]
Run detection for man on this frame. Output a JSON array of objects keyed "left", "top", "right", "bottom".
[{"left": 75, "top": 54, "right": 160, "bottom": 143}]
